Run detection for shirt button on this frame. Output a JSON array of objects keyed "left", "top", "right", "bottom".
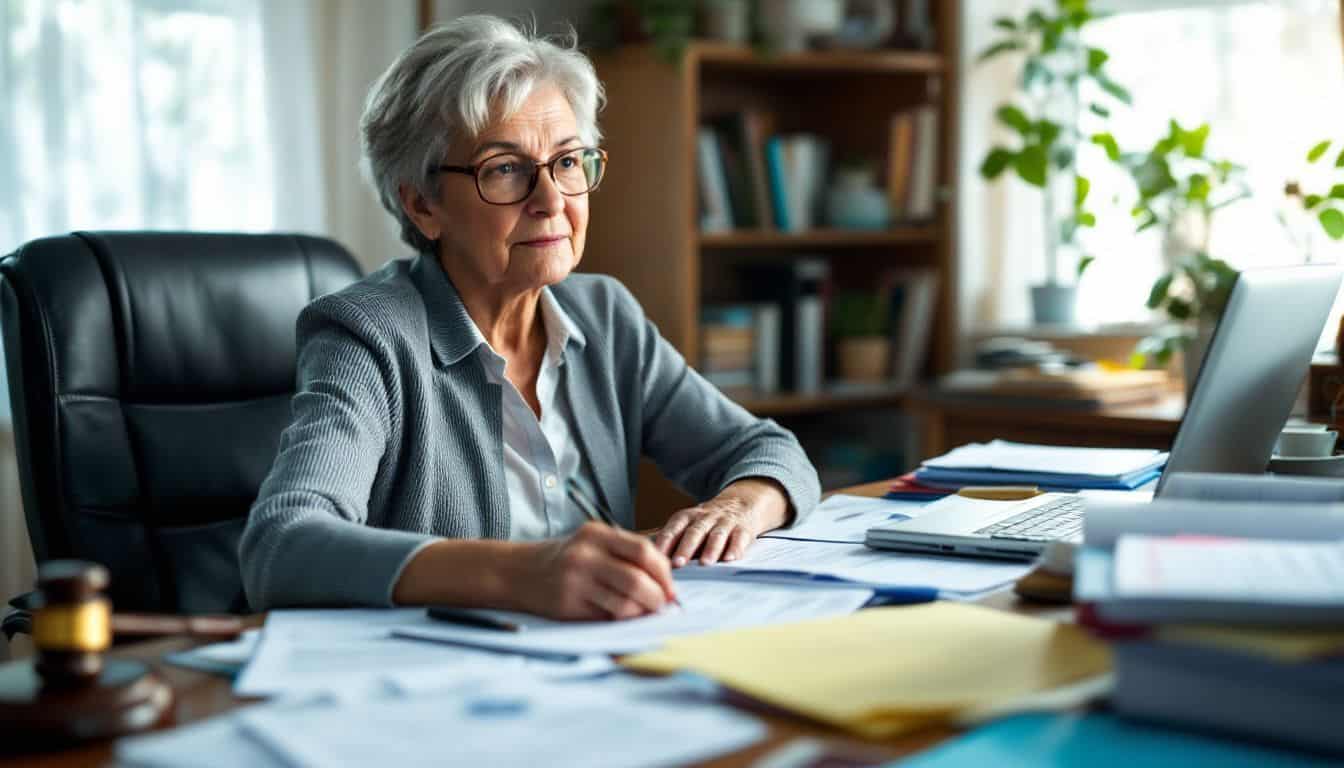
[{"left": 544, "top": 474, "right": 558, "bottom": 489}]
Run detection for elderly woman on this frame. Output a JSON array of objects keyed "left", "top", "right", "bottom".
[{"left": 239, "top": 15, "right": 819, "bottom": 619}]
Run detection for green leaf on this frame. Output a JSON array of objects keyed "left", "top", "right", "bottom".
[
  {"left": 1077, "top": 254, "right": 1096, "bottom": 277},
  {"left": 1307, "top": 140, "right": 1331, "bottom": 163},
  {"left": 1136, "top": 212, "right": 1160, "bottom": 233},
  {"left": 980, "top": 148, "right": 1015, "bottom": 179},
  {"left": 1026, "top": 10, "right": 1048, "bottom": 28},
  {"left": 1181, "top": 123, "right": 1210, "bottom": 157},
  {"left": 1086, "top": 47, "right": 1109, "bottom": 73},
  {"left": 993, "top": 17, "right": 1019, "bottom": 31},
  {"left": 1022, "top": 58, "right": 1049, "bottom": 90},
  {"left": 1091, "top": 132, "right": 1120, "bottom": 161},
  {"left": 1147, "top": 273, "right": 1174, "bottom": 309},
  {"left": 1051, "top": 145, "right": 1075, "bottom": 170},
  {"left": 1321, "top": 208, "right": 1344, "bottom": 240},
  {"left": 978, "top": 39, "right": 1024, "bottom": 63},
  {"left": 1014, "top": 144, "right": 1049, "bottom": 187},
  {"left": 1096, "top": 75, "right": 1132, "bottom": 105},
  {"left": 1088, "top": 103, "right": 1110, "bottom": 118},
  {"left": 1134, "top": 156, "right": 1177, "bottom": 199},
  {"left": 1186, "top": 173, "right": 1211, "bottom": 203},
  {"left": 1075, "top": 175, "right": 1090, "bottom": 207},
  {"left": 1042, "top": 24, "right": 1062, "bottom": 53},
  {"left": 1306, "top": 194, "right": 1325, "bottom": 209},
  {"left": 1167, "top": 297, "right": 1193, "bottom": 320},
  {"left": 1331, "top": 184, "right": 1344, "bottom": 200},
  {"left": 1337, "top": 147, "right": 1344, "bottom": 168},
  {"left": 1035, "top": 119, "right": 1061, "bottom": 146},
  {"left": 1077, "top": 211, "right": 1097, "bottom": 227},
  {"left": 996, "top": 105, "right": 1033, "bottom": 134}
]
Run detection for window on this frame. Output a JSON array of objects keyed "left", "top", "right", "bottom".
[
  {"left": 0, "top": 0, "right": 274, "bottom": 253},
  {"left": 1075, "top": 0, "right": 1344, "bottom": 325}
]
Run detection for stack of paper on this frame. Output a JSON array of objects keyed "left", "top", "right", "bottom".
[
  {"left": 1075, "top": 472, "right": 1344, "bottom": 754},
  {"left": 915, "top": 440, "right": 1168, "bottom": 491},
  {"left": 623, "top": 602, "right": 1111, "bottom": 738}
]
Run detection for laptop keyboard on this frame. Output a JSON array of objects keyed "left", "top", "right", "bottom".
[{"left": 973, "top": 496, "right": 1084, "bottom": 542}]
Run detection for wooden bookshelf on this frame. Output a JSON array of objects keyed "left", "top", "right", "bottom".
[{"left": 584, "top": 3, "right": 959, "bottom": 517}]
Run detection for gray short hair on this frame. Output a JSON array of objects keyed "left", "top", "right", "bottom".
[{"left": 360, "top": 15, "right": 605, "bottom": 254}]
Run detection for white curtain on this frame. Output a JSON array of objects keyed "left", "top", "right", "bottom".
[
  {"left": 0, "top": 1, "right": 416, "bottom": 644},
  {"left": 958, "top": 0, "right": 1344, "bottom": 339}
]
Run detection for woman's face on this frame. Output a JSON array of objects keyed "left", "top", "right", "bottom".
[{"left": 412, "top": 83, "right": 589, "bottom": 295}]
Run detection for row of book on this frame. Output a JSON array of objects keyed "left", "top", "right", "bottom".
[
  {"left": 699, "top": 261, "right": 937, "bottom": 396},
  {"left": 696, "top": 106, "right": 939, "bottom": 233}
]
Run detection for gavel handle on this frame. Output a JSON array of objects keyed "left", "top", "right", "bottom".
[{"left": 111, "top": 613, "right": 247, "bottom": 641}]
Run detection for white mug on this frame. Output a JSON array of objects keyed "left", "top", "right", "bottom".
[{"left": 1275, "top": 427, "right": 1338, "bottom": 458}]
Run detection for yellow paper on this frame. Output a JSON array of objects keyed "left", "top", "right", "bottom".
[
  {"left": 622, "top": 602, "right": 1110, "bottom": 738},
  {"left": 1155, "top": 625, "right": 1344, "bottom": 662}
]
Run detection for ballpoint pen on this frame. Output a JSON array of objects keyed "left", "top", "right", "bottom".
[{"left": 567, "top": 476, "right": 685, "bottom": 609}]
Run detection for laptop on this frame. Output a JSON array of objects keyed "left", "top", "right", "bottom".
[{"left": 866, "top": 265, "right": 1344, "bottom": 561}]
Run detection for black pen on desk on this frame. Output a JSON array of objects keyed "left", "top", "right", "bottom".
[{"left": 427, "top": 605, "right": 522, "bottom": 632}]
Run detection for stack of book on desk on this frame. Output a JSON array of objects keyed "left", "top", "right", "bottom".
[
  {"left": 910, "top": 440, "right": 1168, "bottom": 493},
  {"left": 1075, "top": 472, "right": 1344, "bottom": 756},
  {"left": 934, "top": 367, "right": 1170, "bottom": 410}
]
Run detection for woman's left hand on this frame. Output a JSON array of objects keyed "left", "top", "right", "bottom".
[{"left": 653, "top": 478, "right": 791, "bottom": 567}]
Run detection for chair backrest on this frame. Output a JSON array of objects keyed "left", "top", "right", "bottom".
[{"left": 0, "top": 232, "right": 362, "bottom": 614}]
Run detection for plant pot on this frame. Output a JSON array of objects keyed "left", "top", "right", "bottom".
[
  {"left": 1030, "top": 284, "right": 1077, "bottom": 326},
  {"left": 701, "top": 0, "right": 750, "bottom": 43},
  {"left": 758, "top": 0, "right": 846, "bottom": 53},
  {"left": 837, "top": 336, "right": 891, "bottom": 382},
  {"left": 1181, "top": 320, "right": 1216, "bottom": 399}
]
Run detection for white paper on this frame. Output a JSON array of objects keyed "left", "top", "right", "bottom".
[
  {"left": 1084, "top": 498, "right": 1344, "bottom": 549},
  {"left": 236, "top": 608, "right": 611, "bottom": 699},
  {"left": 114, "top": 699, "right": 299, "bottom": 768},
  {"left": 680, "top": 537, "right": 1031, "bottom": 595},
  {"left": 923, "top": 440, "right": 1166, "bottom": 477},
  {"left": 1161, "top": 472, "right": 1344, "bottom": 504},
  {"left": 1114, "top": 535, "right": 1344, "bottom": 603},
  {"left": 164, "top": 628, "right": 261, "bottom": 676},
  {"left": 390, "top": 579, "right": 872, "bottom": 657},
  {"left": 236, "top": 675, "right": 765, "bottom": 768},
  {"left": 761, "top": 493, "right": 929, "bottom": 544}
]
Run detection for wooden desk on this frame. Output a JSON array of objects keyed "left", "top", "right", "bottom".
[
  {"left": 913, "top": 392, "right": 1185, "bottom": 462},
  {"left": 3, "top": 480, "right": 1068, "bottom": 768}
]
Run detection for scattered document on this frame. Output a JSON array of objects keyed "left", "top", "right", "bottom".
[
  {"left": 164, "top": 628, "right": 261, "bottom": 677},
  {"left": 236, "top": 609, "right": 610, "bottom": 698},
  {"left": 1113, "top": 535, "right": 1344, "bottom": 604},
  {"left": 623, "top": 602, "right": 1111, "bottom": 738},
  {"left": 681, "top": 537, "right": 1032, "bottom": 596},
  {"left": 923, "top": 441, "right": 1167, "bottom": 478},
  {"left": 391, "top": 579, "right": 872, "bottom": 658},
  {"left": 762, "top": 493, "right": 927, "bottom": 544},
  {"left": 235, "top": 675, "right": 766, "bottom": 768}
]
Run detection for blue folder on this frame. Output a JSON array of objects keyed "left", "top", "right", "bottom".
[
  {"left": 894, "top": 713, "right": 1340, "bottom": 768},
  {"left": 913, "top": 466, "right": 1164, "bottom": 491}
]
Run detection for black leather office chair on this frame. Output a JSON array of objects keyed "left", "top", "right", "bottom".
[{"left": 0, "top": 232, "right": 362, "bottom": 638}]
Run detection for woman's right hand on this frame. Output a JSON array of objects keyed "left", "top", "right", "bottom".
[{"left": 518, "top": 522, "right": 678, "bottom": 621}]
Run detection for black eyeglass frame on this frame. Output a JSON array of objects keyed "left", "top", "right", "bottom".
[{"left": 433, "top": 146, "right": 608, "bottom": 205}]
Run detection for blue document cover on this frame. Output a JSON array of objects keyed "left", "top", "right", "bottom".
[
  {"left": 914, "top": 466, "right": 1163, "bottom": 491},
  {"left": 894, "top": 713, "right": 1339, "bottom": 768}
]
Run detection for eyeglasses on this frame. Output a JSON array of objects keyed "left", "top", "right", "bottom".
[{"left": 434, "top": 146, "right": 608, "bottom": 205}]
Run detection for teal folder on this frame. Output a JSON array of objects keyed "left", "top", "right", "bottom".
[{"left": 895, "top": 713, "right": 1339, "bottom": 768}]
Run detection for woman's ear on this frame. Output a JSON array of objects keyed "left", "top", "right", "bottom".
[{"left": 398, "top": 183, "right": 443, "bottom": 242}]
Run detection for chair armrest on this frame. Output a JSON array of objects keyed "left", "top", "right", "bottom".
[{"left": 2, "top": 608, "right": 31, "bottom": 640}]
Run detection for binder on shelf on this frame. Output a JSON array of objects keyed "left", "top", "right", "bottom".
[
  {"left": 697, "top": 128, "right": 733, "bottom": 232},
  {"left": 741, "top": 259, "right": 830, "bottom": 394}
]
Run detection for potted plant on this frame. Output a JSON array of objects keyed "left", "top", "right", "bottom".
[
  {"left": 1118, "top": 120, "right": 1249, "bottom": 392},
  {"left": 977, "top": 0, "right": 1130, "bottom": 325},
  {"left": 1288, "top": 139, "right": 1344, "bottom": 357},
  {"left": 590, "top": 0, "right": 698, "bottom": 62},
  {"left": 831, "top": 291, "right": 890, "bottom": 383}
]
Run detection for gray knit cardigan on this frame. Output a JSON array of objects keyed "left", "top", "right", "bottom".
[{"left": 238, "top": 255, "right": 820, "bottom": 609}]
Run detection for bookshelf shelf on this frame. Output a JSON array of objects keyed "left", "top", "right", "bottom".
[
  {"left": 690, "top": 42, "right": 945, "bottom": 75},
  {"left": 735, "top": 387, "right": 910, "bottom": 417},
  {"left": 700, "top": 227, "right": 940, "bottom": 249},
  {"left": 585, "top": 2, "right": 959, "bottom": 521}
]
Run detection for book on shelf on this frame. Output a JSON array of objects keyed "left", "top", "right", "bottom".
[
  {"left": 699, "top": 303, "right": 782, "bottom": 396},
  {"left": 885, "top": 268, "right": 939, "bottom": 387},
  {"left": 696, "top": 128, "right": 733, "bottom": 232},
  {"left": 886, "top": 104, "right": 939, "bottom": 223},
  {"left": 766, "top": 134, "right": 829, "bottom": 233}
]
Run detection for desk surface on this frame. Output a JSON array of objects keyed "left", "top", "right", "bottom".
[{"left": 5, "top": 480, "right": 1070, "bottom": 768}]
